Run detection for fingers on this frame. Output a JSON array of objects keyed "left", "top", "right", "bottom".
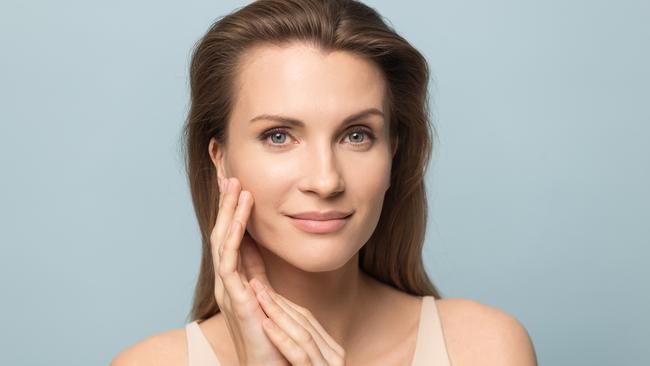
[
  {"left": 211, "top": 177, "right": 228, "bottom": 298},
  {"left": 218, "top": 176, "right": 226, "bottom": 209},
  {"left": 220, "top": 181, "right": 253, "bottom": 257},
  {"left": 271, "top": 292, "right": 345, "bottom": 360},
  {"left": 215, "top": 178, "right": 240, "bottom": 259},
  {"left": 218, "top": 180, "right": 254, "bottom": 304},
  {"left": 262, "top": 318, "right": 316, "bottom": 366},
  {"left": 259, "top": 292, "right": 327, "bottom": 366},
  {"left": 219, "top": 220, "right": 247, "bottom": 301},
  {"left": 210, "top": 177, "right": 255, "bottom": 306},
  {"left": 210, "top": 177, "right": 234, "bottom": 274},
  {"left": 253, "top": 283, "right": 339, "bottom": 366}
]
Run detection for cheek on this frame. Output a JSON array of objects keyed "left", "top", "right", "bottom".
[
  {"left": 227, "top": 162, "right": 289, "bottom": 240},
  {"left": 353, "top": 164, "right": 391, "bottom": 232},
  {"left": 355, "top": 154, "right": 392, "bottom": 196},
  {"left": 350, "top": 156, "right": 391, "bottom": 235},
  {"left": 228, "top": 146, "right": 300, "bottom": 190},
  {"left": 228, "top": 148, "right": 290, "bottom": 199}
]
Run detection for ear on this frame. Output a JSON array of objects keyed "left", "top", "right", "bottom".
[{"left": 208, "top": 137, "right": 228, "bottom": 181}]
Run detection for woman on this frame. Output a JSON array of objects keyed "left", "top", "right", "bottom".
[{"left": 112, "top": 0, "right": 537, "bottom": 365}]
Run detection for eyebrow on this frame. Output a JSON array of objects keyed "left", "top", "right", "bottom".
[{"left": 249, "top": 108, "right": 385, "bottom": 127}]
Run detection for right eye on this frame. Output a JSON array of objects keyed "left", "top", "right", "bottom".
[{"left": 258, "top": 127, "right": 294, "bottom": 148}]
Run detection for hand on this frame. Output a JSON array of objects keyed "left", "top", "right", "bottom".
[
  {"left": 210, "top": 176, "right": 288, "bottom": 366},
  {"left": 250, "top": 279, "right": 346, "bottom": 366}
]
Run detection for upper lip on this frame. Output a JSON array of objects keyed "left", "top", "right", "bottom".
[{"left": 286, "top": 210, "right": 354, "bottom": 220}]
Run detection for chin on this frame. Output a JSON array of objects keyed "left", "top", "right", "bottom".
[{"left": 283, "top": 246, "right": 356, "bottom": 272}]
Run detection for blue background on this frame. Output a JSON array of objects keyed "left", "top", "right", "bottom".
[{"left": 1, "top": 1, "right": 648, "bottom": 365}]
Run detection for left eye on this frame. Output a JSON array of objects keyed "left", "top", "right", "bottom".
[
  {"left": 346, "top": 130, "right": 370, "bottom": 144},
  {"left": 259, "top": 127, "right": 376, "bottom": 148}
]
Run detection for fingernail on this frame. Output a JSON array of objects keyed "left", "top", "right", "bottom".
[{"left": 226, "top": 178, "right": 231, "bottom": 192}]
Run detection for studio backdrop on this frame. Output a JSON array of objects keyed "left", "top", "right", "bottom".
[{"left": 0, "top": 0, "right": 647, "bottom": 365}]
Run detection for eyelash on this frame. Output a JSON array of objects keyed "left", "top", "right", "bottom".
[{"left": 258, "top": 126, "right": 377, "bottom": 149}]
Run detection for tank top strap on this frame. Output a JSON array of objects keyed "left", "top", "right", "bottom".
[
  {"left": 185, "top": 321, "right": 222, "bottom": 366},
  {"left": 410, "top": 296, "right": 452, "bottom": 366}
]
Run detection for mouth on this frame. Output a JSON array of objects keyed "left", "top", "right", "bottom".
[{"left": 285, "top": 212, "right": 353, "bottom": 234}]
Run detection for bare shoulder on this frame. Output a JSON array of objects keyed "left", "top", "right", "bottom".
[
  {"left": 435, "top": 297, "right": 538, "bottom": 366},
  {"left": 109, "top": 326, "right": 188, "bottom": 366}
]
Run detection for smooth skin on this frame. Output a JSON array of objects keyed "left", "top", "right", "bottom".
[
  {"left": 110, "top": 42, "right": 537, "bottom": 365},
  {"left": 213, "top": 175, "right": 344, "bottom": 365}
]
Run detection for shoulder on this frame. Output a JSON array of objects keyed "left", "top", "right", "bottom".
[
  {"left": 434, "top": 297, "right": 538, "bottom": 366},
  {"left": 109, "top": 326, "right": 188, "bottom": 366}
]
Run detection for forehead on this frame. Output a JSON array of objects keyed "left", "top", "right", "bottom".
[{"left": 231, "top": 43, "right": 387, "bottom": 123}]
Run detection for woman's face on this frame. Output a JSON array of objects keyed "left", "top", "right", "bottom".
[{"left": 209, "top": 43, "right": 397, "bottom": 272}]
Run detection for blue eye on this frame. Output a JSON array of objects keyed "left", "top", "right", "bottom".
[
  {"left": 346, "top": 129, "right": 371, "bottom": 144},
  {"left": 258, "top": 127, "right": 376, "bottom": 149}
]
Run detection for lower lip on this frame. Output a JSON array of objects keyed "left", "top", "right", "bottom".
[{"left": 287, "top": 215, "right": 351, "bottom": 234}]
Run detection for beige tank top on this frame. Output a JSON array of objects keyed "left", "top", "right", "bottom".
[{"left": 185, "top": 295, "right": 451, "bottom": 365}]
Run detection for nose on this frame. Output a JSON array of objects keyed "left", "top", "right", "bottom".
[{"left": 297, "top": 142, "right": 345, "bottom": 198}]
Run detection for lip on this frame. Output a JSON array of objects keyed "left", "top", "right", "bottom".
[
  {"left": 286, "top": 210, "right": 353, "bottom": 220},
  {"left": 285, "top": 211, "right": 353, "bottom": 234}
]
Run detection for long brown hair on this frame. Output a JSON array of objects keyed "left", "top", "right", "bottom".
[{"left": 180, "top": 0, "right": 442, "bottom": 323}]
